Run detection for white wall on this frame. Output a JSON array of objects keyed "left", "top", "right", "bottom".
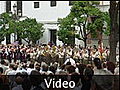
[
  {"left": 97, "top": 5, "right": 110, "bottom": 12},
  {"left": 0, "top": 1, "right": 110, "bottom": 46},
  {"left": 0, "top": 1, "right": 6, "bottom": 14},
  {"left": 22, "top": 1, "right": 71, "bottom": 46},
  {"left": 100, "top": 1, "right": 110, "bottom": 5},
  {"left": 22, "top": 1, "right": 71, "bottom": 22}
]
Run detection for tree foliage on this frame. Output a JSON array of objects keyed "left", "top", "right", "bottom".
[
  {"left": 0, "top": 12, "right": 44, "bottom": 44},
  {"left": 10, "top": 18, "right": 45, "bottom": 44},
  {"left": 57, "top": 1, "right": 110, "bottom": 47},
  {"left": 57, "top": 14, "right": 76, "bottom": 45},
  {"left": 0, "top": 13, "right": 13, "bottom": 43}
]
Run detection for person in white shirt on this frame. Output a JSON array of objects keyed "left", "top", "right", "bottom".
[
  {"left": 0, "top": 60, "right": 8, "bottom": 74},
  {"left": 5, "top": 63, "right": 15, "bottom": 75},
  {"left": 114, "top": 65, "right": 119, "bottom": 75},
  {"left": 16, "top": 64, "right": 27, "bottom": 74},
  {"left": 27, "top": 63, "right": 35, "bottom": 75},
  {"left": 93, "top": 58, "right": 113, "bottom": 75},
  {"left": 64, "top": 57, "right": 76, "bottom": 66}
]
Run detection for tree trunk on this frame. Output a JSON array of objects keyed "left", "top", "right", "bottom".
[
  {"left": 109, "top": 32, "right": 117, "bottom": 63},
  {"left": 6, "top": 34, "right": 11, "bottom": 44},
  {"left": 84, "top": 38, "right": 87, "bottom": 48},
  {"left": 23, "top": 38, "right": 30, "bottom": 45},
  {"left": 17, "top": 35, "right": 22, "bottom": 45},
  {"left": 109, "top": 1, "right": 119, "bottom": 63},
  {"left": 32, "top": 40, "right": 36, "bottom": 46}
]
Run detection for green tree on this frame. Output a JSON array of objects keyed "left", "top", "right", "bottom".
[
  {"left": 58, "top": 1, "right": 110, "bottom": 48},
  {"left": 57, "top": 14, "right": 76, "bottom": 46},
  {"left": 0, "top": 12, "right": 13, "bottom": 44},
  {"left": 0, "top": 12, "right": 44, "bottom": 45},
  {"left": 15, "top": 18, "right": 45, "bottom": 45}
]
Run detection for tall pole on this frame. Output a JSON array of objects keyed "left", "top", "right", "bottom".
[
  {"left": 6, "top": 1, "right": 11, "bottom": 44},
  {"left": 12, "top": 3, "right": 22, "bottom": 43},
  {"left": 13, "top": 3, "right": 17, "bottom": 42}
]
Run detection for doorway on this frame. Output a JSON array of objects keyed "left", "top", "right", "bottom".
[{"left": 50, "top": 29, "right": 57, "bottom": 45}]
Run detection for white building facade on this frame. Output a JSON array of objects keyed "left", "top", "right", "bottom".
[{"left": 0, "top": 1, "right": 110, "bottom": 46}]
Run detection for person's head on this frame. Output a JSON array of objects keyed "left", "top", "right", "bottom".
[
  {"left": 15, "top": 76, "right": 23, "bottom": 85},
  {"left": 106, "top": 61, "right": 116, "bottom": 74},
  {"left": 49, "top": 65, "right": 56, "bottom": 74},
  {"left": 65, "top": 65, "right": 76, "bottom": 74},
  {"left": 9, "top": 63, "right": 15, "bottom": 69},
  {"left": 35, "top": 65, "right": 40, "bottom": 72},
  {"left": 42, "top": 65, "right": 48, "bottom": 72},
  {"left": 22, "top": 63, "right": 27, "bottom": 69},
  {"left": 83, "top": 67, "right": 94, "bottom": 80},
  {"left": 21, "top": 72, "right": 28, "bottom": 78},
  {"left": 77, "top": 64, "right": 86, "bottom": 75},
  {"left": 13, "top": 64, "right": 18, "bottom": 70},
  {"left": 87, "top": 64, "right": 94, "bottom": 69},
  {"left": 0, "top": 60, "right": 5, "bottom": 65},
  {"left": 0, "top": 67, "right": 3, "bottom": 74},
  {"left": 30, "top": 70, "right": 41, "bottom": 86},
  {"left": 53, "top": 62, "right": 59, "bottom": 70},
  {"left": 29, "top": 63, "right": 34, "bottom": 69},
  {"left": 93, "top": 58, "right": 102, "bottom": 69}
]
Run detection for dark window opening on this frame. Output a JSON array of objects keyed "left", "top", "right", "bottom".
[
  {"left": 34, "top": 2, "right": 39, "bottom": 8},
  {"left": 17, "top": 1, "right": 22, "bottom": 16},
  {"left": 50, "top": 30, "right": 57, "bottom": 45},
  {"left": 50, "top": 1, "right": 56, "bottom": 7},
  {"left": 6, "top": 1, "right": 11, "bottom": 13}
]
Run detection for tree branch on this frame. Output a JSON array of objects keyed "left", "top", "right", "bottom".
[
  {"left": 86, "top": 30, "right": 91, "bottom": 36},
  {"left": 23, "top": 38, "right": 29, "bottom": 44},
  {"left": 77, "top": 37, "right": 84, "bottom": 41},
  {"left": 79, "top": 24, "right": 84, "bottom": 39},
  {"left": 83, "top": 23, "right": 87, "bottom": 38}
]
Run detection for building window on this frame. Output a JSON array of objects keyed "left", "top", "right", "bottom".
[
  {"left": 50, "top": 1, "right": 56, "bottom": 7},
  {"left": 34, "top": 2, "right": 39, "bottom": 8},
  {"left": 17, "top": 1, "right": 22, "bottom": 16},
  {"left": 6, "top": 1, "right": 11, "bottom": 13},
  {"left": 69, "top": 1, "right": 73, "bottom": 6}
]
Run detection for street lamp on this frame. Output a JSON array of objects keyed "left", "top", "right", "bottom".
[
  {"left": 18, "top": 10, "right": 22, "bottom": 17},
  {"left": 11, "top": 3, "right": 22, "bottom": 43},
  {"left": 13, "top": 3, "right": 17, "bottom": 14}
]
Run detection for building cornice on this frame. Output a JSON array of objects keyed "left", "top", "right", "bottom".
[{"left": 39, "top": 21, "right": 59, "bottom": 24}]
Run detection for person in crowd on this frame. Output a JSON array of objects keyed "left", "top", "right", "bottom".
[
  {"left": 27, "top": 62, "right": 35, "bottom": 75},
  {"left": 91, "top": 58, "right": 114, "bottom": 90},
  {"left": 40, "top": 64, "right": 49, "bottom": 75},
  {"left": 106, "top": 61, "right": 116, "bottom": 74},
  {"left": 0, "top": 67, "right": 10, "bottom": 90},
  {"left": 0, "top": 60, "right": 8, "bottom": 73},
  {"left": 12, "top": 76, "right": 23, "bottom": 90},
  {"left": 0, "top": 44, "right": 119, "bottom": 90}
]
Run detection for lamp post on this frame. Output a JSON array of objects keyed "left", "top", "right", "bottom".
[{"left": 12, "top": 3, "right": 22, "bottom": 43}]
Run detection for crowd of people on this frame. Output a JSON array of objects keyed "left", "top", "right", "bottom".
[{"left": 0, "top": 44, "right": 119, "bottom": 90}]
